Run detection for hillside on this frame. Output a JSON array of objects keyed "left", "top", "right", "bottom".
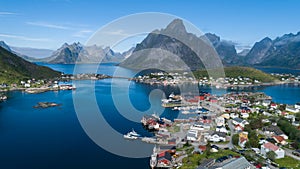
[
  {"left": 0, "top": 46, "right": 61, "bottom": 83},
  {"left": 193, "top": 66, "right": 277, "bottom": 82}
]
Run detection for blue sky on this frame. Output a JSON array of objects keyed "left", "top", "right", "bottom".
[{"left": 0, "top": 0, "right": 300, "bottom": 51}]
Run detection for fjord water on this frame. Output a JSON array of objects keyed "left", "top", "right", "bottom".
[{"left": 0, "top": 63, "right": 299, "bottom": 169}]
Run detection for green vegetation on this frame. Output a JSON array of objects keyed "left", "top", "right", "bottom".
[
  {"left": 232, "top": 134, "right": 239, "bottom": 146},
  {"left": 0, "top": 47, "right": 60, "bottom": 84},
  {"left": 275, "top": 156, "right": 300, "bottom": 169},
  {"left": 277, "top": 117, "right": 300, "bottom": 149},
  {"left": 193, "top": 66, "right": 277, "bottom": 82},
  {"left": 167, "top": 125, "right": 180, "bottom": 133},
  {"left": 180, "top": 149, "right": 240, "bottom": 169},
  {"left": 266, "top": 151, "right": 277, "bottom": 161}
]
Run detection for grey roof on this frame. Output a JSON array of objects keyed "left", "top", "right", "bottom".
[
  {"left": 233, "top": 117, "right": 243, "bottom": 123},
  {"left": 212, "top": 132, "right": 226, "bottom": 138},
  {"left": 187, "top": 132, "right": 197, "bottom": 138},
  {"left": 197, "top": 158, "right": 215, "bottom": 169},
  {"left": 209, "top": 157, "right": 255, "bottom": 169},
  {"left": 263, "top": 125, "right": 285, "bottom": 135}
]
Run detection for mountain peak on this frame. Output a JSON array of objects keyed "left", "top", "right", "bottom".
[
  {"left": 0, "top": 41, "right": 11, "bottom": 52},
  {"left": 164, "top": 19, "right": 187, "bottom": 35},
  {"left": 261, "top": 37, "right": 272, "bottom": 43}
]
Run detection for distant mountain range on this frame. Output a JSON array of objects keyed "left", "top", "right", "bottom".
[
  {"left": 41, "top": 42, "right": 130, "bottom": 64},
  {"left": 121, "top": 19, "right": 300, "bottom": 70},
  {"left": 0, "top": 46, "right": 60, "bottom": 83},
  {"left": 244, "top": 33, "right": 300, "bottom": 69},
  {"left": 0, "top": 41, "right": 131, "bottom": 64},
  {"left": 10, "top": 46, "right": 53, "bottom": 59},
  {"left": 1, "top": 19, "right": 300, "bottom": 69}
]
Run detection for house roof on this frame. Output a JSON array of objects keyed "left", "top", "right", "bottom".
[
  {"left": 239, "top": 137, "right": 248, "bottom": 144},
  {"left": 198, "top": 145, "right": 207, "bottom": 151},
  {"left": 263, "top": 142, "right": 279, "bottom": 151},
  {"left": 273, "top": 135, "right": 285, "bottom": 143},
  {"left": 209, "top": 157, "right": 254, "bottom": 169},
  {"left": 212, "top": 132, "right": 226, "bottom": 138},
  {"left": 233, "top": 117, "right": 243, "bottom": 123},
  {"left": 158, "top": 151, "right": 172, "bottom": 161},
  {"left": 263, "top": 125, "right": 285, "bottom": 135}
]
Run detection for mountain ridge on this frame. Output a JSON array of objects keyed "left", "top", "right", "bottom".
[{"left": 0, "top": 46, "right": 60, "bottom": 83}]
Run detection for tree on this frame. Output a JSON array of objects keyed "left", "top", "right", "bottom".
[
  {"left": 206, "top": 142, "right": 212, "bottom": 157},
  {"left": 266, "top": 151, "right": 277, "bottom": 161},
  {"left": 232, "top": 134, "right": 239, "bottom": 146},
  {"left": 296, "top": 112, "right": 300, "bottom": 121},
  {"left": 249, "top": 117, "right": 263, "bottom": 129}
]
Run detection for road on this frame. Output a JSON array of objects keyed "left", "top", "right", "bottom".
[
  {"left": 227, "top": 119, "right": 234, "bottom": 149},
  {"left": 283, "top": 148, "right": 300, "bottom": 161},
  {"left": 213, "top": 120, "right": 234, "bottom": 149}
]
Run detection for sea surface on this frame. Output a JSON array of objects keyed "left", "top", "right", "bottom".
[{"left": 0, "top": 63, "right": 299, "bottom": 169}]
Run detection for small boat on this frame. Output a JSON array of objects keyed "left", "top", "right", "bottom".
[
  {"left": 169, "top": 93, "right": 175, "bottom": 98},
  {"left": 182, "top": 110, "right": 190, "bottom": 114},
  {"left": 123, "top": 133, "right": 138, "bottom": 140},
  {"left": 129, "top": 128, "right": 140, "bottom": 137}
]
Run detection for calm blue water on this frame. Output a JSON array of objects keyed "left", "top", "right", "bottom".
[{"left": 0, "top": 64, "right": 299, "bottom": 169}]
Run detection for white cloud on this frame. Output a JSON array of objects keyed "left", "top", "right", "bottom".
[
  {"left": 0, "top": 33, "right": 51, "bottom": 42},
  {"left": 0, "top": 11, "right": 17, "bottom": 16},
  {"left": 72, "top": 30, "right": 93, "bottom": 38},
  {"left": 26, "top": 22, "right": 71, "bottom": 30}
]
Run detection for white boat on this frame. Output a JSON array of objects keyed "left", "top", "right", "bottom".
[
  {"left": 169, "top": 93, "right": 175, "bottom": 98},
  {"left": 123, "top": 133, "right": 138, "bottom": 140},
  {"left": 129, "top": 129, "right": 140, "bottom": 137},
  {"left": 182, "top": 110, "right": 190, "bottom": 114}
]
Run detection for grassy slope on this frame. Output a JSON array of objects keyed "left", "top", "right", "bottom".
[
  {"left": 0, "top": 46, "right": 61, "bottom": 84},
  {"left": 193, "top": 66, "right": 277, "bottom": 83}
]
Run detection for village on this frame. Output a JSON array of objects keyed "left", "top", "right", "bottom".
[
  {"left": 133, "top": 71, "right": 300, "bottom": 88},
  {"left": 0, "top": 73, "right": 111, "bottom": 94},
  {"left": 124, "top": 91, "right": 300, "bottom": 169}
]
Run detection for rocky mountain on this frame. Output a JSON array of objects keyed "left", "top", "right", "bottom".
[
  {"left": 120, "top": 19, "right": 224, "bottom": 71},
  {"left": 0, "top": 41, "right": 12, "bottom": 52},
  {"left": 244, "top": 32, "right": 300, "bottom": 69},
  {"left": 0, "top": 46, "right": 60, "bottom": 83},
  {"left": 244, "top": 37, "right": 273, "bottom": 65},
  {"left": 238, "top": 49, "right": 250, "bottom": 57},
  {"left": 204, "top": 33, "right": 240, "bottom": 65},
  {"left": 42, "top": 42, "right": 127, "bottom": 64}
]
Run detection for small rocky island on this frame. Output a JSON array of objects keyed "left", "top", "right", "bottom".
[{"left": 33, "top": 102, "right": 61, "bottom": 108}]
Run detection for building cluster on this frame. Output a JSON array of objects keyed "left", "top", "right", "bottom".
[{"left": 139, "top": 91, "right": 300, "bottom": 169}]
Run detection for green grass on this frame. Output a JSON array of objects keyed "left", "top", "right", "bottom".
[
  {"left": 167, "top": 125, "right": 180, "bottom": 133},
  {"left": 180, "top": 150, "right": 240, "bottom": 169},
  {"left": 275, "top": 156, "right": 300, "bottom": 169},
  {"left": 193, "top": 66, "right": 277, "bottom": 82}
]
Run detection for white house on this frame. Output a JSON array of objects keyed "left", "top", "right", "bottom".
[
  {"left": 232, "top": 117, "right": 249, "bottom": 127},
  {"left": 286, "top": 106, "right": 299, "bottom": 113},
  {"left": 262, "top": 100, "right": 271, "bottom": 107},
  {"left": 270, "top": 103, "right": 278, "bottom": 109},
  {"left": 261, "top": 142, "right": 285, "bottom": 159},
  {"left": 215, "top": 116, "right": 225, "bottom": 126},
  {"left": 24, "top": 83, "right": 30, "bottom": 88},
  {"left": 187, "top": 130, "right": 198, "bottom": 141},
  {"left": 241, "top": 113, "right": 249, "bottom": 119},
  {"left": 295, "top": 102, "right": 300, "bottom": 109},
  {"left": 216, "top": 126, "right": 229, "bottom": 134},
  {"left": 190, "top": 123, "right": 205, "bottom": 131},
  {"left": 230, "top": 113, "right": 239, "bottom": 119},
  {"left": 209, "top": 132, "right": 226, "bottom": 142}
]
